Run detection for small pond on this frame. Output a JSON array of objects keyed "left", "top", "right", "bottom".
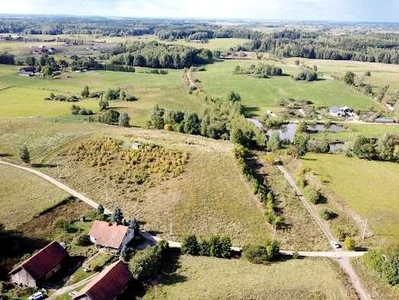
[{"left": 266, "top": 122, "right": 345, "bottom": 143}]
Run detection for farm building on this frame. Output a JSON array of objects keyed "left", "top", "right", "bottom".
[
  {"left": 374, "top": 117, "right": 395, "bottom": 123},
  {"left": 9, "top": 241, "right": 69, "bottom": 287},
  {"left": 18, "top": 66, "right": 37, "bottom": 77},
  {"left": 329, "top": 106, "right": 355, "bottom": 118},
  {"left": 73, "top": 260, "right": 131, "bottom": 300},
  {"left": 88, "top": 221, "right": 135, "bottom": 253}
]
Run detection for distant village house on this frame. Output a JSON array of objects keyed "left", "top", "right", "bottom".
[
  {"left": 73, "top": 260, "right": 131, "bottom": 300},
  {"left": 18, "top": 66, "right": 37, "bottom": 77},
  {"left": 9, "top": 241, "right": 69, "bottom": 288},
  {"left": 88, "top": 220, "right": 135, "bottom": 253},
  {"left": 329, "top": 106, "right": 356, "bottom": 118}
]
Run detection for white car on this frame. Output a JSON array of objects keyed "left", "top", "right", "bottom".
[
  {"left": 330, "top": 241, "right": 341, "bottom": 249},
  {"left": 28, "top": 291, "right": 44, "bottom": 300}
]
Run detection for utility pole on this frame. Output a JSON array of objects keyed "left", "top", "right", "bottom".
[{"left": 362, "top": 219, "right": 368, "bottom": 240}]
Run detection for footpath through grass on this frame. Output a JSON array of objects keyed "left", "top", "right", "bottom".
[
  {"left": 143, "top": 255, "right": 355, "bottom": 300},
  {"left": 303, "top": 154, "right": 399, "bottom": 243}
]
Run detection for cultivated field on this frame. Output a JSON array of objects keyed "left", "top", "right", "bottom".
[
  {"left": 303, "top": 154, "right": 399, "bottom": 243},
  {"left": 196, "top": 60, "right": 380, "bottom": 115},
  {"left": 143, "top": 255, "right": 355, "bottom": 300},
  {"left": 0, "top": 164, "right": 69, "bottom": 229}
]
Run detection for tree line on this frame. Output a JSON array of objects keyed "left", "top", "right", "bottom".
[
  {"left": 240, "top": 29, "right": 399, "bottom": 65},
  {"left": 108, "top": 41, "right": 214, "bottom": 69}
]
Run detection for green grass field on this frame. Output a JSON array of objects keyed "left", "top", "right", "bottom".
[
  {"left": 0, "top": 164, "right": 69, "bottom": 229},
  {"left": 143, "top": 255, "right": 354, "bottom": 300},
  {"left": 197, "top": 60, "right": 380, "bottom": 115},
  {"left": 284, "top": 57, "right": 399, "bottom": 92},
  {"left": 0, "top": 65, "right": 199, "bottom": 125},
  {"left": 303, "top": 154, "right": 399, "bottom": 242}
]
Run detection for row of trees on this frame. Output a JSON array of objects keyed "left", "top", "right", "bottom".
[
  {"left": 181, "top": 234, "right": 232, "bottom": 258},
  {"left": 233, "top": 63, "right": 283, "bottom": 78},
  {"left": 156, "top": 27, "right": 261, "bottom": 41},
  {"left": 148, "top": 93, "right": 265, "bottom": 147}
]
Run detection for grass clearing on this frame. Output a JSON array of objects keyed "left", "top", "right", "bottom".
[
  {"left": 0, "top": 164, "right": 69, "bottom": 229},
  {"left": 302, "top": 154, "right": 399, "bottom": 243},
  {"left": 196, "top": 60, "right": 380, "bottom": 115},
  {"left": 143, "top": 255, "right": 355, "bottom": 300}
]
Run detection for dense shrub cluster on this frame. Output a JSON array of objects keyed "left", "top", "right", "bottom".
[
  {"left": 365, "top": 245, "right": 399, "bottom": 286},
  {"left": 181, "top": 234, "right": 232, "bottom": 258},
  {"left": 128, "top": 240, "right": 169, "bottom": 281},
  {"left": 243, "top": 240, "right": 280, "bottom": 264},
  {"left": 233, "top": 63, "right": 283, "bottom": 78},
  {"left": 68, "top": 138, "right": 189, "bottom": 186},
  {"left": 70, "top": 104, "right": 94, "bottom": 116},
  {"left": 293, "top": 69, "right": 318, "bottom": 82},
  {"left": 45, "top": 93, "right": 81, "bottom": 102},
  {"left": 350, "top": 134, "right": 399, "bottom": 162}
]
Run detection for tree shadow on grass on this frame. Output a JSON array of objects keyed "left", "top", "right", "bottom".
[
  {"left": 243, "top": 105, "right": 261, "bottom": 118},
  {"left": 0, "top": 153, "right": 12, "bottom": 158},
  {"left": 31, "top": 163, "right": 58, "bottom": 168}
]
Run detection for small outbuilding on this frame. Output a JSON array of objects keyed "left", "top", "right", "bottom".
[
  {"left": 73, "top": 260, "right": 131, "bottom": 300},
  {"left": 374, "top": 117, "right": 395, "bottom": 124},
  {"left": 9, "top": 241, "right": 69, "bottom": 287},
  {"left": 18, "top": 66, "right": 37, "bottom": 77}
]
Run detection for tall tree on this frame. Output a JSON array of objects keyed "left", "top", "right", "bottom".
[
  {"left": 112, "top": 207, "right": 123, "bottom": 225},
  {"left": 19, "top": 145, "right": 30, "bottom": 164},
  {"left": 81, "top": 85, "right": 90, "bottom": 98}
]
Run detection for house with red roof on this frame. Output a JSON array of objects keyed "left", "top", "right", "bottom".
[
  {"left": 9, "top": 241, "right": 69, "bottom": 287},
  {"left": 88, "top": 221, "right": 135, "bottom": 253},
  {"left": 73, "top": 260, "right": 131, "bottom": 300}
]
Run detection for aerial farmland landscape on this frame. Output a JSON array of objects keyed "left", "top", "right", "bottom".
[{"left": 0, "top": 1, "right": 399, "bottom": 300}]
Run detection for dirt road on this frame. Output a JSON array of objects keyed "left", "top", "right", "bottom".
[{"left": 277, "top": 165, "right": 370, "bottom": 300}]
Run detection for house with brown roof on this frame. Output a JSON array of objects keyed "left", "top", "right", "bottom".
[
  {"left": 73, "top": 260, "right": 131, "bottom": 300},
  {"left": 9, "top": 241, "right": 69, "bottom": 287},
  {"left": 88, "top": 221, "right": 135, "bottom": 253}
]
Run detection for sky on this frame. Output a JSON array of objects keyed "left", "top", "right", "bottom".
[{"left": 2, "top": 0, "right": 399, "bottom": 22}]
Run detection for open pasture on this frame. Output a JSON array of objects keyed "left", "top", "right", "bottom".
[
  {"left": 303, "top": 154, "right": 399, "bottom": 243},
  {"left": 196, "top": 59, "right": 380, "bottom": 115},
  {"left": 0, "top": 65, "right": 199, "bottom": 125},
  {"left": 143, "top": 255, "right": 355, "bottom": 300}
]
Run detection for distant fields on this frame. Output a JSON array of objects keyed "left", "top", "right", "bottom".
[
  {"left": 284, "top": 57, "right": 399, "bottom": 92},
  {"left": 197, "top": 60, "right": 381, "bottom": 114},
  {"left": 0, "top": 164, "right": 69, "bottom": 229},
  {"left": 303, "top": 154, "right": 399, "bottom": 242},
  {"left": 143, "top": 255, "right": 355, "bottom": 300}
]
